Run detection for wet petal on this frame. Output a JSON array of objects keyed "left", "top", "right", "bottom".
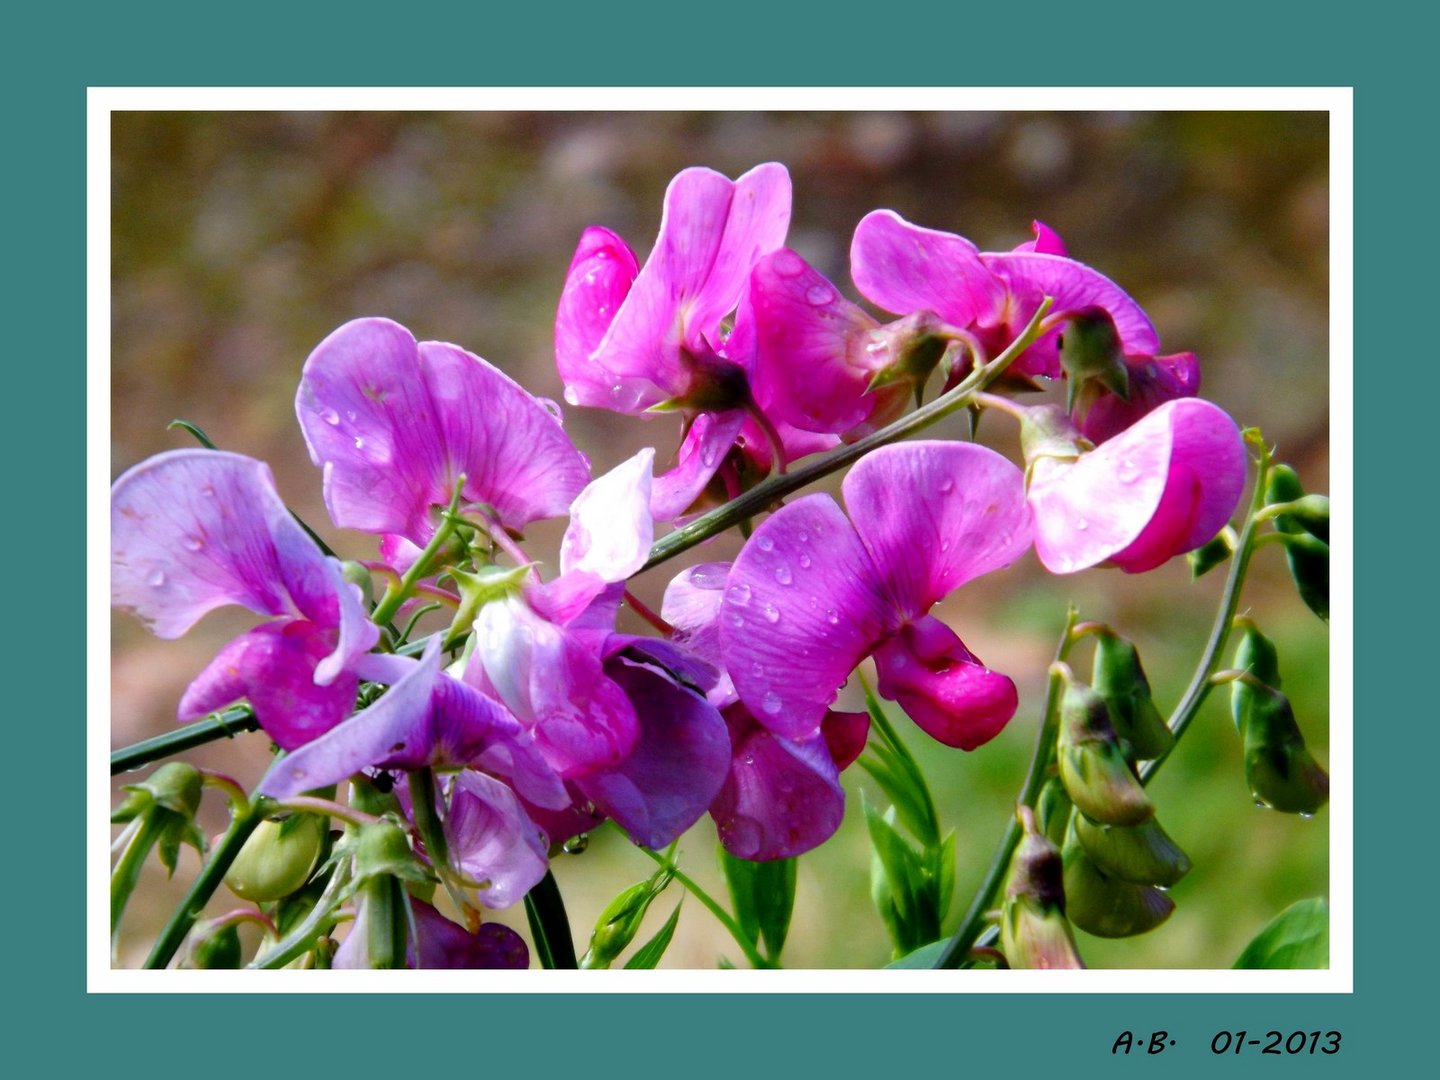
[
  {"left": 1078, "top": 352, "right": 1201, "bottom": 444},
  {"left": 843, "top": 442, "right": 1032, "bottom": 619},
  {"left": 873, "top": 617, "right": 1018, "bottom": 749},
  {"left": 710, "top": 704, "right": 845, "bottom": 861},
  {"left": 983, "top": 251, "right": 1160, "bottom": 358},
  {"left": 335, "top": 898, "right": 529, "bottom": 969},
  {"left": 555, "top": 226, "right": 640, "bottom": 408},
  {"left": 649, "top": 409, "right": 746, "bottom": 521},
  {"left": 720, "top": 495, "right": 896, "bottom": 741},
  {"left": 850, "top": 210, "right": 1007, "bottom": 328},
  {"left": 560, "top": 448, "right": 654, "bottom": 581},
  {"left": 444, "top": 771, "right": 550, "bottom": 909},
  {"left": 661, "top": 562, "right": 737, "bottom": 707},
  {"left": 179, "top": 622, "right": 358, "bottom": 750},
  {"left": 576, "top": 660, "right": 731, "bottom": 849}
]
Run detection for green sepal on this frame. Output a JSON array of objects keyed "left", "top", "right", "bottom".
[
  {"left": 1062, "top": 826, "right": 1175, "bottom": 938},
  {"left": 1091, "top": 632, "right": 1174, "bottom": 761},
  {"left": 352, "top": 819, "right": 434, "bottom": 886},
  {"left": 1074, "top": 813, "right": 1191, "bottom": 887},
  {"left": 1242, "top": 686, "right": 1329, "bottom": 815},
  {"left": 581, "top": 865, "right": 675, "bottom": 969},
  {"left": 1059, "top": 307, "right": 1129, "bottom": 413},
  {"left": 340, "top": 560, "right": 376, "bottom": 605},
  {"left": 224, "top": 814, "right": 326, "bottom": 903},
  {"left": 857, "top": 747, "right": 937, "bottom": 849},
  {"left": 1264, "top": 463, "right": 1305, "bottom": 524},
  {"left": 189, "top": 923, "right": 243, "bottom": 969},
  {"left": 1283, "top": 532, "right": 1330, "bottom": 622},
  {"left": 623, "top": 901, "right": 684, "bottom": 969},
  {"left": 720, "top": 849, "right": 796, "bottom": 961},
  {"left": 1036, "top": 778, "right": 1073, "bottom": 848},
  {"left": 116, "top": 761, "right": 204, "bottom": 820},
  {"left": 1057, "top": 674, "right": 1154, "bottom": 826},
  {"left": 1233, "top": 898, "right": 1329, "bottom": 969},
  {"left": 1188, "top": 529, "right": 1234, "bottom": 578},
  {"left": 864, "top": 795, "right": 936, "bottom": 956},
  {"left": 157, "top": 820, "right": 209, "bottom": 877},
  {"left": 447, "top": 563, "right": 536, "bottom": 645}
]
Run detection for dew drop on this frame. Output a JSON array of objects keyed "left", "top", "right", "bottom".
[
  {"left": 727, "top": 583, "right": 752, "bottom": 605},
  {"left": 320, "top": 407, "right": 340, "bottom": 425},
  {"left": 1155, "top": 884, "right": 1170, "bottom": 893},
  {"left": 1075, "top": 518, "right": 1089, "bottom": 532},
  {"left": 183, "top": 536, "right": 203, "bottom": 552},
  {"left": 938, "top": 476, "right": 954, "bottom": 493},
  {"left": 797, "top": 530, "right": 808, "bottom": 543},
  {"left": 353, "top": 437, "right": 365, "bottom": 450},
  {"left": 798, "top": 554, "right": 812, "bottom": 569},
  {"left": 805, "top": 284, "right": 834, "bottom": 306},
  {"left": 825, "top": 608, "right": 840, "bottom": 625},
  {"left": 728, "top": 612, "right": 745, "bottom": 628},
  {"left": 147, "top": 570, "right": 166, "bottom": 587},
  {"left": 761, "top": 602, "right": 781, "bottom": 623},
  {"left": 1298, "top": 812, "right": 1315, "bottom": 821},
  {"left": 563, "top": 387, "right": 580, "bottom": 406},
  {"left": 743, "top": 753, "right": 755, "bottom": 766},
  {"left": 761, "top": 691, "right": 783, "bottom": 715},
  {"left": 691, "top": 565, "right": 727, "bottom": 589},
  {"left": 774, "top": 566, "right": 793, "bottom": 585},
  {"left": 756, "top": 535, "right": 775, "bottom": 552},
  {"left": 1117, "top": 458, "right": 1140, "bottom": 484},
  {"left": 345, "top": 409, "right": 358, "bottom": 422},
  {"left": 610, "top": 384, "right": 623, "bottom": 398},
  {"left": 562, "top": 833, "right": 590, "bottom": 854}
]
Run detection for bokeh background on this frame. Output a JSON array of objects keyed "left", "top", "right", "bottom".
[{"left": 111, "top": 111, "right": 1330, "bottom": 969}]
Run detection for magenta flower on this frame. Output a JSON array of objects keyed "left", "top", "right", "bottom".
[
  {"left": 112, "top": 450, "right": 379, "bottom": 749},
  {"left": 297, "top": 317, "right": 591, "bottom": 545},
  {"left": 1075, "top": 351, "right": 1200, "bottom": 445},
  {"left": 850, "top": 213, "right": 1159, "bottom": 384},
  {"left": 1026, "top": 398, "right": 1245, "bottom": 574},
  {"left": 720, "top": 441, "right": 1032, "bottom": 750}
]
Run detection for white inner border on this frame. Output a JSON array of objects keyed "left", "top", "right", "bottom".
[{"left": 89, "top": 86, "right": 1354, "bottom": 994}]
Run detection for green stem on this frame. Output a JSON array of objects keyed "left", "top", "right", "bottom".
[
  {"left": 523, "top": 871, "right": 577, "bottom": 970},
  {"left": 639, "top": 847, "right": 772, "bottom": 969},
  {"left": 933, "top": 609, "right": 1078, "bottom": 969},
  {"left": 249, "top": 864, "right": 352, "bottom": 969},
  {"left": 637, "top": 298, "right": 1053, "bottom": 575},
  {"left": 110, "top": 707, "right": 258, "bottom": 775},
  {"left": 407, "top": 769, "right": 476, "bottom": 917},
  {"left": 144, "top": 793, "right": 267, "bottom": 969},
  {"left": 111, "top": 812, "right": 166, "bottom": 949},
  {"left": 370, "top": 476, "right": 468, "bottom": 628}
]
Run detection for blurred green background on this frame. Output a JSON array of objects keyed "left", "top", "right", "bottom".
[{"left": 111, "top": 111, "right": 1330, "bottom": 968}]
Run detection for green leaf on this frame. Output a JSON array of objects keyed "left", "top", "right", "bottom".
[
  {"left": 885, "top": 940, "right": 948, "bottom": 969},
  {"left": 623, "top": 901, "right": 683, "bottom": 969},
  {"left": 720, "top": 849, "right": 797, "bottom": 962},
  {"left": 1233, "top": 898, "right": 1329, "bottom": 969},
  {"left": 857, "top": 753, "right": 935, "bottom": 846}
]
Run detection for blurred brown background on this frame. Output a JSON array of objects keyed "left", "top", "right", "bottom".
[{"left": 112, "top": 111, "right": 1330, "bottom": 968}]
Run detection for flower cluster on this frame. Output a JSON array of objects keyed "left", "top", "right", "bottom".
[{"left": 112, "top": 161, "right": 1246, "bottom": 967}]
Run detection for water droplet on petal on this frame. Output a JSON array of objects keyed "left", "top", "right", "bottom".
[
  {"left": 751, "top": 662, "right": 765, "bottom": 676},
  {"left": 1117, "top": 458, "right": 1140, "bottom": 484},
  {"left": 825, "top": 608, "right": 840, "bottom": 625},
  {"left": 798, "top": 554, "right": 812, "bottom": 569},
  {"left": 320, "top": 407, "right": 340, "bottom": 425},
  {"left": 761, "top": 691, "right": 783, "bottom": 715},
  {"left": 761, "top": 602, "right": 781, "bottom": 623},
  {"left": 756, "top": 535, "right": 775, "bottom": 552},
  {"left": 345, "top": 409, "right": 358, "bottom": 422},
  {"left": 183, "top": 536, "right": 203, "bottom": 552},
  {"left": 797, "top": 530, "right": 809, "bottom": 543},
  {"left": 805, "top": 284, "right": 834, "bottom": 306},
  {"left": 1075, "top": 518, "right": 1088, "bottom": 532},
  {"left": 938, "top": 476, "right": 954, "bottom": 493},
  {"left": 774, "top": 566, "right": 793, "bottom": 585},
  {"left": 728, "top": 612, "right": 745, "bottom": 628},
  {"left": 727, "top": 583, "right": 752, "bottom": 605},
  {"left": 353, "top": 437, "right": 365, "bottom": 450},
  {"left": 147, "top": 570, "right": 166, "bottom": 587},
  {"left": 563, "top": 387, "right": 580, "bottom": 406},
  {"left": 743, "top": 753, "right": 755, "bottom": 766}
]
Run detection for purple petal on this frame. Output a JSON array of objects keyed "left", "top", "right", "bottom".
[
  {"left": 1078, "top": 352, "right": 1201, "bottom": 444},
  {"left": 662, "top": 562, "right": 737, "bottom": 707},
  {"left": 821, "top": 709, "right": 871, "bottom": 771},
  {"left": 576, "top": 660, "right": 730, "bottom": 849},
  {"left": 556, "top": 226, "right": 640, "bottom": 408},
  {"left": 179, "top": 621, "right": 359, "bottom": 750},
  {"left": 443, "top": 771, "right": 550, "bottom": 909},
  {"left": 113, "top": 450, "right": 318, "bottom": 637},
  {"left": 710, "top": 704, "right": 845, "bottom": 861},
  {"left": 474, "top": 732, "right": 571, "bottom": 812},
  {"left": 872, "top": 617, "right": 1018, "bottom": 750},
  {"left": 720, "top": 495, "right": 896, "bottom": 741},
  {"left": 843, "top": 442, "right": 1032, "bottom": 619},
  {"left": 297, "top": 318, "right": 590, "bottom": 542},
  {"left": 335, "top": 898, "right": 529, "bottom": 969},
  {"left": 1013, "top": 220, "right": 1068, "bottom": 256},
  {"left": 560, "top": 448, "right": 654, "bottom": 581},
  {"left": 850, "top": 210, "right": 1007, "bottom": 328},
  {"left": 649, "top": 409, "right": 746, "bottom": 521},
  {"left": 982, "top": 251, "right": 1160, "bottom": 358},
  {"left": 604, "top": 634, "right": 721, "bottom": 698}
]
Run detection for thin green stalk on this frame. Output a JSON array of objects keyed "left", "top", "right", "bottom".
[
  {"left": 249, "top": 864, "right": 352, "bottom": 969},
  {"left": 370, "top": 476, "right": 468, "bottom": 628},
  {"left": 638, "top": 298, "right": 1053, "bottom": 574},
  {"left": 932, "top": 609, "right": 1078, "bottom": 969},
  {"left": 144, "top": 793, "right": 267, "bottom": 969},
  {"left": 111, "top": 812, "right": 166, "bottom": 948},
  {"left": 638, "top": 847, "right": 771, "bottom": 969},
  {"left": 110, "top": 707, "right": 258, "bottom": 775},
  {"left": 523, "top": 871, "right": 577, "bottom": 969}
]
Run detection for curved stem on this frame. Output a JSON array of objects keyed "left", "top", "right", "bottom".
[
  {"left": 933, "top": 609, "right": 1078, "bottom": 969},
  {"left": 250, "top": 863, "right": 353, "bottom": 969},
  {"left": 639, "top": 847, "right": 772, "bottom": 969},
  {"left": 637, "top": 298, "right": 1053, "bottom": 575},
  {"left": 111, "top": 707, "right": 259, "bottom": 775}
]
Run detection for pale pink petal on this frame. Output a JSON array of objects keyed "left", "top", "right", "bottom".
[
  {"left": 850, "top": 210, "right": 1007, "bottom": 328},
  {"left": 560, "top": 448, "right": 654, "bottom": 581},
  {"left": 720, "top": 495, "right": 897, "bottom": 741},
  {"left": 843, "top": 442, "right": 1032, "bottom": 619},
  {"left": 443, "top": 771, "right": 550, "bottom": 909},
  {"left": 662, "top": 562, "right": 737, "bottom": 708}
]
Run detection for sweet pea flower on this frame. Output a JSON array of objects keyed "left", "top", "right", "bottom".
[
  {"left": 334, "top": 896, "right": 529, "bottom": 969},
  {"left": 720, "top": 441, "right": 1032, "bottom": 750},
  {"left": 1075, "top": 351, "right": 1201, "bottom": 445},
  {"left": 665, "top": 563, "right": 868, "bottom": 860},
  {"left": 297, "top": 317, "right": 591, "bottom": 546},
  {"left": 112, "top": 450, "right": 378, "bottom": 749},
  {"left": 851, "top": 214, "right": 1159, "bottom": 385},
  {"left": 1024, "top": 398, "right": 1245, "bottom": 574}
]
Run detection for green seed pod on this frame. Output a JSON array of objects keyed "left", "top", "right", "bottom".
[
  {"left": 224, "top": 814, "right": 325, "bottom": 902},
  {"left": 189, "top": 923, "right": 242, "bottom": 969},
  {"left": 1264, "top": 463, "right": 1306, "bottom": 525},
  {"left": 1091, "top": 632, "right": 1174, "bottom": 761},
  {"left": 1231, "top": 620, "right": 1283, "bottom": 735},
  {"left": 1283, "top": 533, "right": 1330, "bottom": 622},
  {"left": 1243, "top": 685, "right": 1330, "bottom": 815},
  {"left": 1062, "top": 827, "right": 1174, "bottom": 938},
  {"left": 1074, "top": 813, "right": 1191, "bottom": 887},
  {"left": 1056, "top": 670, "right": 1154, "bottom": 826}
]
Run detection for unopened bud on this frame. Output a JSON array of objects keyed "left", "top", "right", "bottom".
[
  {"left": 1283, "top": 533, "right": 1329, "bottom": 622},
  {"left": 864, "top": 311, "right": 952, "bottom": 395},
  {"left": 1241, "top": 685, "right": 1329, "bottom": 815},
  {"left": 1188, "top": 529, "right": 1234, "bottom": 579},
  {"left": 1091, "top": 632, "right": 1174, "bottom": 761},
  {"left": 1062, "top": 827, "right": 1175, "bottom": 938},
  {"left": 1060, "top": 307, "right": 1129, "bottom": 414},
  {"left": 1056, "top": 667, "right": 1154, "bottom": 827},
  {"left": 1074, "top": 813, "right": 1191, "bottom": 888},
  {"left": 582, "top": 870, "right": 672, "bottom": 969},
  {"left": 189, "top": 923, "right": 242, "bottom": 969},
  {"left": 113, "top": 761, "right": 203, "bottom": 822},
  {"left": 340, "top": 560, "right": 375, "bottom": 605},
  {"left": 224, "top": 814, "right": 325, "bottom": 903},
  {"left": 1000, "top": 809, "right": 1084, "bottom": 969},
  {"left": 1019, "top": 404, "right": 1088, "bottom": 466}
]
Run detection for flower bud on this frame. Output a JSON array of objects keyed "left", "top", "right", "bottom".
[
  {"left": 1074, "top": 813, "right": 1191, "bottom": 888},
  {"left": 1241, "top": 685, "right": 1329, "bottom": 815},
  {"left": 582, "top": 869, "right": 673, "bottom": 969},
  {"left": 1062, "top": 826, "right": 1174, "bottom": 938},
  {"left": 1000, "top": 811, "right": 1084, "bottom": 969},
  {"left": 1056, "top": 667, "right": 1154, "bottom": 826},
  {"left": 1018, "top": 404, "right": 1088, "bottom": 466},
  {"left": 113, "top": 761, "right": 203, "bottom": 822},
  {"left": 223, "top": 814, "right": 325, "bottom": 903},
  {"left": 1188, "top": 530, "right": 1234, "bottom": 579},
  {"left": 353, "top": 819, "right": 433, "bottom": 886},
  {"left": 863, "top": 310, "right": 953, "bottom": 397},
  {"left": 1059, "top": 307, "right": 1129, "bottom": 414},
  {"left": 1282, "top": 533, "right": 1329, "bottom": 622},
  {"left": 1091, "top": 632, "right": 1174, "bottom": 761}
]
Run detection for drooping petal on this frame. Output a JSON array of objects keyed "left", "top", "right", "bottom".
[
  {"left": 850, "top": 210, "right": 1007, "bottom": 328},
  {"left": 821, "top": 709, "right": 871, "bottom": 771},
  {"left": 555, "top": 226, "right": 640, "bottom": 408},
  {"left": 297, "top": 318, "right": 590, "bottom": 542},
  {"left": 335, "top": 897, "right": 529, "bottom": 969},
  {"left": 1077, "top": 352, "right": 1201, "bottom": 445},
  {"left": 649, "top": 409, "right": 747, "bottom": 522},
  {"left": 474, "top": 732, "right": 571, "bottom": 812},
  {"left": 720, "top": 495, "right": 896, "bottom": 741},
  {"left": 1013, "top": 220, "right": 1068, "bottom": 256},
  {"left": 872, "top": 616, "right": 1018, "bottom": 750},
  {"left": 710, "top": 704, "right": 845, "bottom": 861},
  {"left": 560, "top": 448, "right": 654, "bottom": 581},
  {"left": 575, "top": 659, "right": 730, "bottom": 850},
  {"left": 842, "top": 442, "right": 1032, "bottom": 620},
  {"left": 443, "top": 771, "right": 550, "bottom": 909},
  {"left": 662, "top": 562, "right": 737, "bottom": 707},
  {"left": 113, "top": 450, "right": 318, "bottom": 637},
  {"left": 1028, "top": 398, "right": 1243, "bottom": 574},
  {"left": 604, "top": 634, "right": 721, "bottom": 700},
  {"left": 178, "top": 621, "right": 359, "bottom": 750}
]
